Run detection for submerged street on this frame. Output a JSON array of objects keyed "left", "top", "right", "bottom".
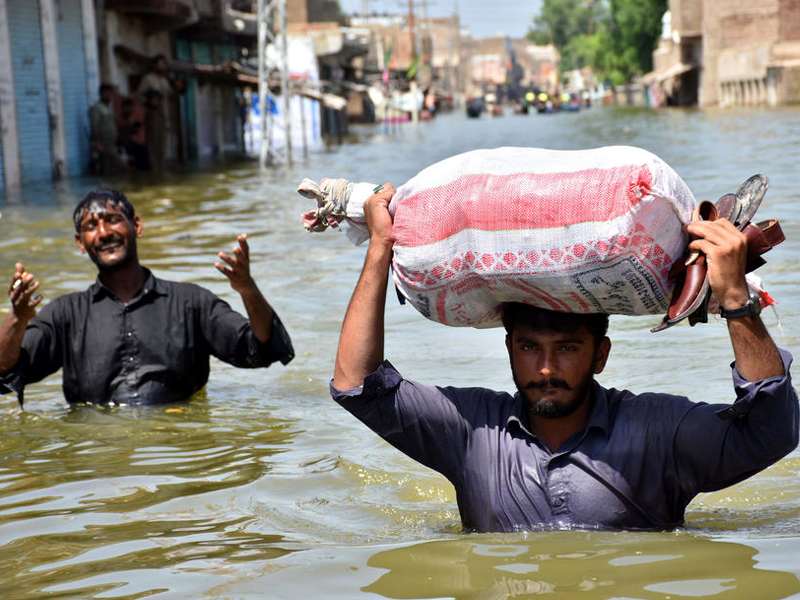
[{"left": 1, "top": 105, "right": 800, "bottom": 598}]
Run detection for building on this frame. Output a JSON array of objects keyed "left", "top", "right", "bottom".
[
  {"left": 0, "top": 0, "right": 100, "bottom": 190},
  {"left": 648, "top": 0, "right": 800, "bottom": 107}
]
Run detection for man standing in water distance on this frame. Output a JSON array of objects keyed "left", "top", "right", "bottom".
[
  {"left": 0, "top": 189, "right": 293, "bottom": 406},
  {"left": 330, "top": 183, "right": 798, "bottom": 531}
]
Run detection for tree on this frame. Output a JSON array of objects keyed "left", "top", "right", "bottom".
[
  {"left": 527, "top": 0, "right": 667, "bottom": 84},
  {"left": 607, "top": 0, "right": 667, "bottom": 76}
]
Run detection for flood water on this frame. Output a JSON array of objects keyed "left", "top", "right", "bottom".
[{"left": 1, "top": 105, "right": 799, "bottom": 599}]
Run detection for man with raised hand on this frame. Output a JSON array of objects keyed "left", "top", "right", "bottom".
[{"left": 0, "top": 189, "right": 293, "bottom": 406}]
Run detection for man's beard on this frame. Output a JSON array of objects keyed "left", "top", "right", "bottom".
[
  {"left": 86, "top": 235, "right": 136, "bottom": 270},
  {"left": 513, "top": 366, "right": 595, "bottom": 419}
]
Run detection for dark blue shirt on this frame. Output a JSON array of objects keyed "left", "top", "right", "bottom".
[
  {"left": 331, "top": 350, "right": 798, "bottom": 532},
  {"left": 0, "top": 269, "right": 294, "bottom": 406}
]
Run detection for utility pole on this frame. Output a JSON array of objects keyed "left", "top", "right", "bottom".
[{"left": 256, "top": 0, "right": 291, "bottom": 167}]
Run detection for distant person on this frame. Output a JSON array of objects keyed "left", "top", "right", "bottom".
[
  {"left": 328, "top": 183, "right": 798, "bottom": 532},
  {"left": 136, "top": 55, "right": 184, "bottom": 172},
  {"left": 0, "top": 190, "right": 294, "bottom": 406},
  {"left": 143, "top": 90, "right": 167, "bottom": 174},
  {"left": 117, "top": 97, "right": 149, "bottom": 170},
  {"left": 88, "top": 84, "right": 125, "bottom": 174}
]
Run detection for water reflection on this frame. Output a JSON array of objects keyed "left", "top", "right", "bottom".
[
  {"left": 0, "top": 400, "right": 302, "bottom": 598},
  {"left": 363, "top": 533, "right": 800, "bottom": 599}
]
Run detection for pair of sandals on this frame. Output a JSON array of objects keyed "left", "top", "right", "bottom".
[{"left": 652, "top": 174, "right": 785, "bottom": 332}]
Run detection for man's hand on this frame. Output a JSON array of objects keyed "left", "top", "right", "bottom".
[
  {"left": 7, "top": 263, "right": 42, "bottom": 324},
  {"left": 685, "top": 218, "right": 783, "bottom": 381},
  {"left": 364, "top": 183, "right": 396, "bottom": 249},
  {"left": 215, "top": 234, "right": 274, "bottom": 344},
  {"left": 1, "top": 263, "right": 42, "bottom": 375},
  {"left": 685, "top": 219, "right": 750, "bottom": 310},
  {"left": 215, "top": 234, "right": 255, "bottom": 294}
]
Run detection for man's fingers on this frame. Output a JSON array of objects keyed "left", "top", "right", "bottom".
[
  {"left": 237, "top": 234, "right": 250, "bottom": 258},
  {"left": 214, "top": 262, "right": 233, "bottom": 278},
  {"left": 217, "top": 251, "right": 237, "bottom": 268}
]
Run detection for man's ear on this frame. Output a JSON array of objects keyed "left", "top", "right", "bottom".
[
  {"left": 134, "top": 216, "right": 144, "bottom": 238},
  {"left": 593, "top": 337, "right": 612, "bottom": 374},
  {"left": 75, "top": 232, "right": 86, "bottom": 254}
]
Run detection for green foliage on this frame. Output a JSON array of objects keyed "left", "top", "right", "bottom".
[{"left": 526, "top": 0, "right": 667, "bottom": 84}]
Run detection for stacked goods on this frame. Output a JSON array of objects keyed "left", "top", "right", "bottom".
[{"left": 299, "top": 146, "right": 699, "bottom": 328}]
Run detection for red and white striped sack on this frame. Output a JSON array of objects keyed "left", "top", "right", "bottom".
[{"left": 299, "top": 146, "right": 699, "bottom": 328}]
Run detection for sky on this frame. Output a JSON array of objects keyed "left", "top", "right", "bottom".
[{"left": 338, "top": 0, "right": 543, "bottom": 40}]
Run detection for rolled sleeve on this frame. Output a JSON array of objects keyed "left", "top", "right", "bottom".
[
  {"left": 715, "top": 348, "right": 796, "bottom": 420},
  {"left": 675, "top": 348, "right": 799, "bottom": 494},
  {"left": 253, "top": 312, "right": 295, "bottom": 366},
  {"left": 0, "top": 370, "right": 25, "bottom": 406}
]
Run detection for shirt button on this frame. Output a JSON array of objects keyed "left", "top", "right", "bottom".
[
  {"left": 128, "top": 357, "right": 134, "bottom": 362},
  {"left": 126, "top": 332, "right": 132, "bottom": 337},
  {"left": 553, "top": 498, "right": 564, "bottom": 508}
]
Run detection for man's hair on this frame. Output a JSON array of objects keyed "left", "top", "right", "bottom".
[
  {"left": 502, "top": 303, "right": 609, "bottom": 347},
  {"left": 122, "top": 97, "right": 134, "bottom": 107},
  {"left": 73, "top": 190, "right": 136, "bottom": 233},
  {"left": 99, "top": 83, "right": 114, "bottom": 94},
  {"left": 152, "top": 54, "right": 166, "bottom": 67}
]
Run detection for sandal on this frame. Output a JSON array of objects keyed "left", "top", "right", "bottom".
[{"left": 652, "top": 174, "right": 783, "bottom": 332}]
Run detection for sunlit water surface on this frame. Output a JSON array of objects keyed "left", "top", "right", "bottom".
[{"left": 1, "top": 106, "right": 799, "bottom": 599}]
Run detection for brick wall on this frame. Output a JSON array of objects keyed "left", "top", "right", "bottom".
[
  {"left": 780, "top": 0, "right": 800, "bottom": 40},
  {"left": 673, "top": 0, "right": 704, "bottom": 37},
  {"left": 719, "top": 7, "right": 779, "bottom": 48},
  {"left": 287, "top": 0, "right": 308, "bottom": 25}
]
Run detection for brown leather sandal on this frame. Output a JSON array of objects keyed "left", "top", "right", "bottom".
[{"left": 651, "top": 174, "right": 784, "bottom": 332}]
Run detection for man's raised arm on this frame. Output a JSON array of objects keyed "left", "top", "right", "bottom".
[
  {"left": 333, "top": 184, "right": 396, "bottom": 390},
  {"left": 0, "top": 264, "right": 42, "bottom": 375},
  {"left": 215, "top": 233, "right": 275, "bottom": 344},
  {"left": 686, "top": 218, "right": 784, "bottom": 381}
]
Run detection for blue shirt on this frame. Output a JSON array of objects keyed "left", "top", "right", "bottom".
[
  {"left": 331, "top": 350, "right": 798, "bottom": 532},
  {"left": 0, "top": 269, "right": 294, "bottom": 406}
]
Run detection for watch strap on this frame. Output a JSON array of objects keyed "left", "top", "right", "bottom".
[{"left": 719, "top": 294, "right": 761, "bottom": 319}]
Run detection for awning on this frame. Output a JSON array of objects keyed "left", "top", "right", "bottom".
[{"left": 641, "top": 62, "right": 696, "bottom": 84}]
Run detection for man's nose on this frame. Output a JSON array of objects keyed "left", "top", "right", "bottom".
[
  {"left": 539, "top": 349, "right": 555, "bottom": 376},
  {"left": 97, "top": 219, "right": 111, "bottom": 237}
]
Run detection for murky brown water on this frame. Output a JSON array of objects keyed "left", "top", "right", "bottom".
[{"left": 1, "top": 105, "right": 799, "bottom": 599}]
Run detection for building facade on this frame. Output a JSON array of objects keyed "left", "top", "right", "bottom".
[{"left": 0, "top": 0, "right": 99, "bottom": 190}]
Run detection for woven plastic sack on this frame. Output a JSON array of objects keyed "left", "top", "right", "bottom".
[{"left": 299, "top": 146, "right": 699, "bottom": 328}]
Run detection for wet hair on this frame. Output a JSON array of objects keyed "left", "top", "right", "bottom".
[
  {"left": 502, "top": 303, "right": 609, "bottom": 347},
  {"left": 73, "top": 190, "right": 136, "bottom": 233}
]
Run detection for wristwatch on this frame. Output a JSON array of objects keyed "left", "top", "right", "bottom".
[{"left": 719, "top": 294, "right": 762, "bottom": 319}]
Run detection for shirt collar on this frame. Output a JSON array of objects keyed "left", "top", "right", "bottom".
[
  {"left": 90, "top": 267, "right": 166, "bottom": 302},
  {"left": 507, "top": 379, "right": 612, "bottom": 439}
]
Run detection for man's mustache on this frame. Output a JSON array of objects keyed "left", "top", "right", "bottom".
[{"left": 523, "top": 378, "right": 571, "bottom": 390}]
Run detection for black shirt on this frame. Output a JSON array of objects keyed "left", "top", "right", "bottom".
[{"left": 0, "top": 269, "right": 294, "bottom": 405}]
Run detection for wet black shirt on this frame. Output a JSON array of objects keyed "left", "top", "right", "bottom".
[{"left": 0, "top": 269, "right": 294, "bottom": 405}]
